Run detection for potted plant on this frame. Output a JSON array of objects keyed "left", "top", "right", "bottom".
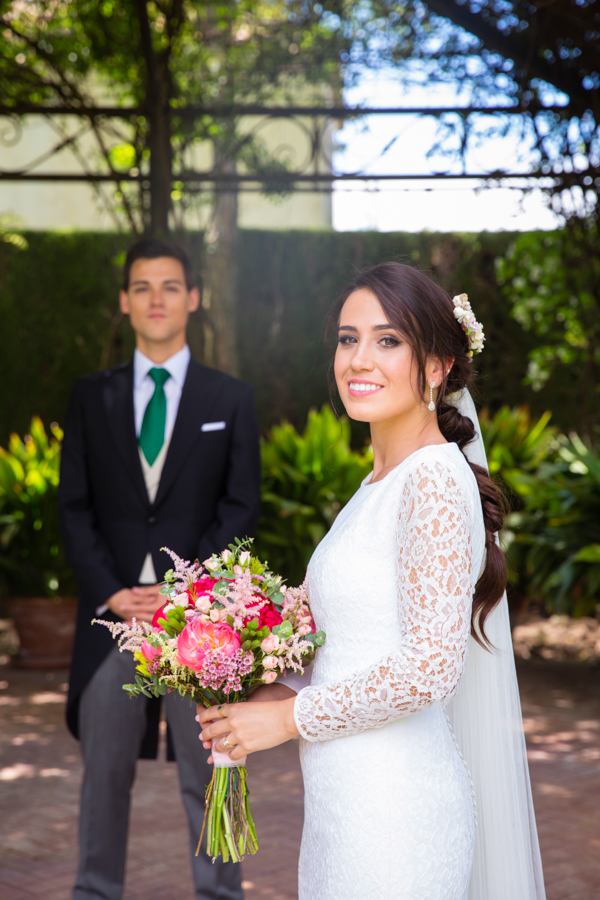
[{"left": 0, "top": 417, "right": 78, "bottom": 667}]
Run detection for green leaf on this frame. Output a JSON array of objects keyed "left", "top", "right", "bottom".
[{"left": 574, "top": 544, "right": 600, "bottom": 563}]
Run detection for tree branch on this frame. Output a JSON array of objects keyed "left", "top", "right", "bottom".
[{"left": 424, "top": 0, "right": 596, "bottom": 119}]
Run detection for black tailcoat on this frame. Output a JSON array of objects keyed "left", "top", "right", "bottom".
[{"left": 58, "top": 358, "right": 261, "bottom": 751}]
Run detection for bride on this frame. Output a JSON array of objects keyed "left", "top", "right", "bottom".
[{"left": 197, "top": 263, "right": 546, "bottom": 900}]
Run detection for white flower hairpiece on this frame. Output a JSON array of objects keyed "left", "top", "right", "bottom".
[{"left": 452, "top": 293, "right": 485, "bottom": 359}]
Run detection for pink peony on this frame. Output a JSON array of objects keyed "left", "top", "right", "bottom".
[
  {"left": 176, "top": 619, "right": 241, "bottom": 672},
  {"left": 140, "top": 640, "right": 162, "bottom": 664}
]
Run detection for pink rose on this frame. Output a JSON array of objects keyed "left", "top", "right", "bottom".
[
  {"left": 262, "top": 655, "right": 278, "bottom": 669},
  {"left": 260, "top": 633, "right": 280, "bottom": 653},
  {"left": 151, "top": 604, "right": 169, "bottom": 631},
  {"left": 140, "top": 640, "right": 162, "bottom": 664},
  {"left": 262, "top": 670, "right": 277, "bottom": 684},
  {"left": 192, "top": 576, "right": 218, "bottom": 597},
  {"left": 192, "top": 576, "right": 217, "bottom": 609},
  {"left": 245, "top": 597, "right": 283, "bottom": 631},
  {"left": 259, "top": 602, "right": 283, "bottom": 630},
  {"left": 176, "top": 619, "right": 241, "bottom": 672}
]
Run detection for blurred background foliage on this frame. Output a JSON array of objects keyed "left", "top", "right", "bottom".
[
  {"left": 0, "top": 418, "right": 77, "bottom": 599},
  {"left": 481, "top": 406, "right": 600, "bottom": 619},
  {"left": 496, "top": 222, "right": 600, "bottom": 434},
  {"left": 255, "top": 405, "right": 372, "bottom": 585},
  {"left": 1, "top": 226, "right": 595, "bottom": 446}
]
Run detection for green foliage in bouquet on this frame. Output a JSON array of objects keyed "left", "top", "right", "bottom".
[
  {"left": 0, "top": 417, "right": 76, "bottom": 597},
  {"left": 255, "top": 406, "right": 373, "bottom": 584},
  {"left": 505, "top": 433, "right": 600, "bottom": 618}
]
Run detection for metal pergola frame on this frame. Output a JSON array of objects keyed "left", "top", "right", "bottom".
[{"left": 0, "top": 102, "right": 580, "bottom": 191}]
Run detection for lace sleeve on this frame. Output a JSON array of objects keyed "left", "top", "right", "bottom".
[{"left": 293, "top": 459, "right": 475, "bottom": 742}]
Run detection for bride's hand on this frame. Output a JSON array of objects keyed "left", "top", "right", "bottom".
[
  {"left": 248, "top": 683, "right": 297, "bottom": 703},
  {"left": 197, "top": 698, "right": 299, "bottom": 762}
]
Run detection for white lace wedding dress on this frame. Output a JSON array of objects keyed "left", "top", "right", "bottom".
[{"left": 293, "top": 442, "right": 485, "bottom": 900}]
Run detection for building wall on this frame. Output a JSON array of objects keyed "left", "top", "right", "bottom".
[{"left": 0, "top": 112, "right": 335, "bottom": 231}]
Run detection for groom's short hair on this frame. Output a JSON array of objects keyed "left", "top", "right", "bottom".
[{"left": 123, "top": 238, "right": 196, "bottom": 291}]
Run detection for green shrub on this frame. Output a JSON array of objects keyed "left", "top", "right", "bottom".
[
  {"left": 495, "top": 223, "right": 600, "bottom": 434},
  {"left": 0, "top": 418, "right": 77, "bottom": 597},
  {"left": 479, "top": 405, "right": 558, "bottom": 504},
  {"left": 255, "top": 405, "right": 373, "bottom": 585},
  {"left": 505, "top": 433, "right": 600, "bottom": 617}
]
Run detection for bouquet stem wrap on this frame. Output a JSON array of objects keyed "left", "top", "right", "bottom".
[{"left": 198, "top": 744, "right": 257, "bottom": 862}]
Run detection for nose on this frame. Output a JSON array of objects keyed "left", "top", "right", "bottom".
[{"left": 349, "top": 338, "right": 376, "bottom": 373}]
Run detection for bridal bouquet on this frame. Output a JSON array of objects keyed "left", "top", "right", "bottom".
[{"left": 94, "top": 538, "right": 324, "bottom": 863}]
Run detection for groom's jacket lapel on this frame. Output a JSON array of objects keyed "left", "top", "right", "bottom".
[
  {"left": 154, "top": 359, "right": 222, "bottom": 509},
  {"left": 102, "top": 360, "right": 148, "bottom": 508}
]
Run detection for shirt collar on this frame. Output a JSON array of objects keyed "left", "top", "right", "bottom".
[{"left": 133, "top": 344, "right": 191, "bottom": 389}]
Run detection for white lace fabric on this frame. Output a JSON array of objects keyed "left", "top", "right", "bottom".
[{"left": 295, "top": 458, "right": 477, "bottom": 741}]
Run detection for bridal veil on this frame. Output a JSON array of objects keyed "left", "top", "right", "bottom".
[{"left": 446, "top": 389, "right": 546, "bottom": 900}]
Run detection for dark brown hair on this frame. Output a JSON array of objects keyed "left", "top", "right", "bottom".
[
  {"left": 123, "top": 238, "right": 196, "bottom": 291},
  {"left": 329, "top": 262, "right": 506, "bottom": 648}
]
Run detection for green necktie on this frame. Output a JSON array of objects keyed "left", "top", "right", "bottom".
[{"left": 139, "top": 368, "right": 171, "bottom": 466}]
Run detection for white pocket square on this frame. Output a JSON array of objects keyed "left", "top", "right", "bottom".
[{"left": 201, "top": 421, "right": 226, "bottom": 432}]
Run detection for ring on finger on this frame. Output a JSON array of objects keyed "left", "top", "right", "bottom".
[
  {"left": 217, "top": 704, "right": 227, "bottom": 719},
  {"left": 222, "top": 737, "right": 233, "bottom": 749}
]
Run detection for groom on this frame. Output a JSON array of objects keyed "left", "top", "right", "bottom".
[{"left": 59, "top": 238, "right": 261, "bottom": 900}]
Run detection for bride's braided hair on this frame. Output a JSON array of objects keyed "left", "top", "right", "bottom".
[{"left": 329, "top": 262, "right": 506, "bottom": 648}]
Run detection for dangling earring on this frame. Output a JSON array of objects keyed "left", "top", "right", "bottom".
[{"left": 428, "top": 381, "right": 436, "bottom": 411}]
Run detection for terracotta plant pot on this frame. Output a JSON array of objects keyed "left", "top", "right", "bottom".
[{"left": 8, "top": 596, "right": 77, "bottom": 668}]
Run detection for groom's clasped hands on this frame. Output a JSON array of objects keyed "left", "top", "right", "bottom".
[
  {"left": 107, "top": 584, "right": 164, "bottom": 624},
  {"left": 197, "top": 683, "right": 299, "bottom": 762}
]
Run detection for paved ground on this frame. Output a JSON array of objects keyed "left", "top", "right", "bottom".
[{"left": 1, "top": 660, "right": 599, "bottom": 900}]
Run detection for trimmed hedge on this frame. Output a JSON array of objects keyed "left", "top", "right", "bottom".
[{"left": 0, "top": 229, "right": 574, "bottom": 443}]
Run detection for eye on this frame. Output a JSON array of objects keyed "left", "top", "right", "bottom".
[
  {"left": 338, "top": 334, "right": 357, "bottom": 345},
  {"left": 379, "top": 336, "right": 401, "bottom": 348}
]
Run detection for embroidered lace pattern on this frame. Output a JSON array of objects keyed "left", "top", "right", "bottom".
[{"left": 294, "top": 459, "right": 476, "bottom": 741}]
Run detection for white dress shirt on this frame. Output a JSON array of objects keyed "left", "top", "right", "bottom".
[{"left": 133, "top": 343, "right": 191, "bottom": 440}]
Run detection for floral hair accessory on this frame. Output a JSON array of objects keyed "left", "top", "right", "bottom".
[{"left": 452, "top": 293, "right": 485, "bottom": 359}]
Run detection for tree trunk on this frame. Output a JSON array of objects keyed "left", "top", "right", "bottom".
[
  {"left": 147, "top": 102, "right": 172, "bottom": 236},
  {"left": 202, "top": 154, "right": 240, "bottom": 376},
  {"left": 135, "top": 0, "right": 172, "bottom": 236}
]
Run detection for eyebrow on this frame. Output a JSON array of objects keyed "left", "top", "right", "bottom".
[
  {"left": 131, "top": 278, "right": 184, "bottom": 286},
  {"left": 338, "top": 323, "right": 396, "bottom": 332}
]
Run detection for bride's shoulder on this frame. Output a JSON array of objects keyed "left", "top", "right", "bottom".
[{"left": 395, "top": 443, "right": 479, "bottom": 509}]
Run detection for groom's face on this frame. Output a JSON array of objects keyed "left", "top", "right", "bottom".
[{"left": 119, "top": 256, "right": 199, "bottom": 347}]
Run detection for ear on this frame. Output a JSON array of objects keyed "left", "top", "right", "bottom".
[
  {"left": 119, "top": 289, "right": 130, "bottom": 315},
  {"left": 426, "top": 356, "right": 446, "bottom": 387},
  {"left": 187, "top": 286, "right": 200, "bottom": 313},
  {"left": 427, "top": 357, "right": 455, "bottom": 387}
]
